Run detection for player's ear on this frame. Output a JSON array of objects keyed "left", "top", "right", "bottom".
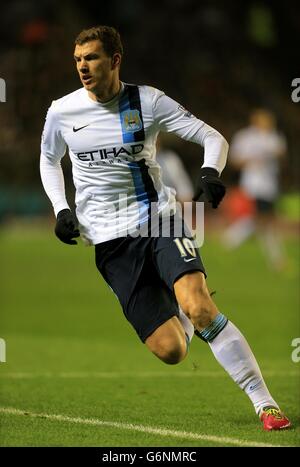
[{"left": 111, "top": 53, "right": 121, "bottom": 69}]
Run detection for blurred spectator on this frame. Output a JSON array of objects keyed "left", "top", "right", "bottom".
[
  {"left": 156, "top": 136, "right": 194, "bottom": 204},
  {"left": 223, "top": 109, "right": 288, "bottom": 271}
]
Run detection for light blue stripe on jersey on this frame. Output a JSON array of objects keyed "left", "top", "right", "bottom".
[
  {"left": 119, "top": 89, "right": 135, "bottom": 144},
  {"left": 128, "top": 161, "right": 150, "bottom": 223}
]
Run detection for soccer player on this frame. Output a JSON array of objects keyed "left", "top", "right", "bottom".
[
  {"left": 40, "top": 25, "right": 290, "bottom": 431},
  {"left": 223, "top": 109, "right": 287, "bottom": 271}
]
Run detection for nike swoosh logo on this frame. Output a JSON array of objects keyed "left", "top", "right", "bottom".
[
  {"left": 184, "top": 257, "right": 197, "bottom": 263},
  {"left": 73, "top": 124, "right": 90, "bottom": 132},
  {"left": 249, "top": 381, "right": 261, "bottom": 392}
]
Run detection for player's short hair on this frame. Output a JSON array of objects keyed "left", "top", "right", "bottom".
[{"left": 75, "top": 25, "right": 123, "bottom": 58}]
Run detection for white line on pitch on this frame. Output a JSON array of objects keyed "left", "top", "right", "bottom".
[
  {"left": 0, "top": 370, "right": 298, "bottom": 379},
  {"left": 0, "top": 407, "right": 284, "bottom": 447}
]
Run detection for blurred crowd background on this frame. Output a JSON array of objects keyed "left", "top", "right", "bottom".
[{"left": 0, "top": 0, "right": 299, "bottom": 222}]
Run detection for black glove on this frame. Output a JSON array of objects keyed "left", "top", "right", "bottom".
[
  {"left": 55, "top": 209, "right": 80, "bottom": 245},
  {"left": 193, "top": 167, "right": 226, "bottom": 209}
]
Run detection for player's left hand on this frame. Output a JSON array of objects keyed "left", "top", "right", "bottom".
[{"left": 193, "top": 167, "right": 226, "bottom": 209}]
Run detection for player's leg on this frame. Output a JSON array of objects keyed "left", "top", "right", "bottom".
[
  {"left": 127, "top": 268, "right": 191, "bottom": 364},
  {"left": 144, "top": 315, "right": 188, "bottom": 364},
  {"left": 222, "top": 189, "right": 256, "bottom": 249},
  {"left": 255, "top": 200, "right": 286, "bottom": 271},
  {"left": 152, "top": 212, "right": 290, "bottom": 430},
  {"left": 95, "top": 236, "right": 191, "bottom": 366},
  {"left": 223, "top": 216, "right": 255, "bottom": 248},
  {"left": 174, "top": 271, "right": 291, "bottom": 430}
]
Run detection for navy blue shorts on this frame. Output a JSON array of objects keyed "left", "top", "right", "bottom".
[{"left": 95, "top": 215, "right": 205, "bottom": 342}]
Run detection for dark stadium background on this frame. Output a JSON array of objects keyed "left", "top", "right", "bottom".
[{"left": 0, "top": 0, "right": 299, "bottom": 218}]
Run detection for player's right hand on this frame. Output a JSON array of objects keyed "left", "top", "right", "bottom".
[{"left": 55, "top": 209, "right": 80, "bottom": 245}]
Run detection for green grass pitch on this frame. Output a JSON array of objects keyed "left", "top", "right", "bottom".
[{"left": 0, "top": 224, "right": 299, "bottom": 446}]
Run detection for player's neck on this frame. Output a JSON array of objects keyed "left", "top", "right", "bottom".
[{"left": 88, "top": 80, "right": 121, "bottom": 103}]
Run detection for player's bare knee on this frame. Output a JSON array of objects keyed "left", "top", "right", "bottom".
[
  {"left": 145, "top": 316, "right": 187, "bottom": 364},
  {"left": 158, "top": 342, "right": 186, "bottom": 365},
  {"left": 148, "top": 337, "right": 187, "bottom": 365}
]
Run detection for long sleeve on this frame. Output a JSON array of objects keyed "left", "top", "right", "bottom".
[
  {"left": 152, "top": 90, "right": 228, "bottom": 174},
  {"left": 40, "top": 104, "right": 70, "bottom": 216}
]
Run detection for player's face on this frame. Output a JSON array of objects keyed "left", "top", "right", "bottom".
[
  {"left": 250, "top": 110, "right": 275, "bottom": 131},
  {"left": 74, "top": 40, "right": 120, "bottom": 93}
]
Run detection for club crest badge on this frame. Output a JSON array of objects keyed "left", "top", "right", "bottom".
[{"left": 121, "top": 109, "right": 142, "bottom": 132}]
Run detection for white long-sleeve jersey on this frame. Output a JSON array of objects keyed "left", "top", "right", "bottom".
[
  {"left": 230, "top": 126, "right": 286, "bottom": 201},
  {"left": 40, "top": 82, "right": 228, "bottom": 244}
]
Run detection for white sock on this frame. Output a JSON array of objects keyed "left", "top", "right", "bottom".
[
  {"left": 208, "top": 320, "right": 278, "bottom": 415},
  {"left": 223, "top": 217, "right": 255, "bottom": 249},
  {"left": 178, "top": 306, "right": 194, "bottom": 343}
]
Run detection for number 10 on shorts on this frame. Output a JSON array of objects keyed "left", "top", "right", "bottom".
[{"left": 174, "top": 238, "right": 197, "bottom": 258}]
